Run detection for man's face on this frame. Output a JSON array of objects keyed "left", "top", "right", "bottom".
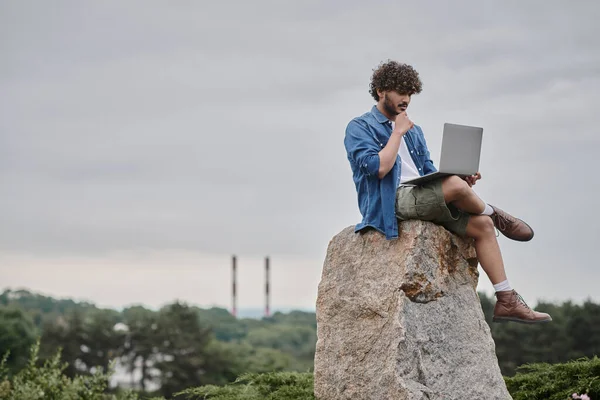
[{"left": 381, "top": 91, "right": 411, "bottom": 118}]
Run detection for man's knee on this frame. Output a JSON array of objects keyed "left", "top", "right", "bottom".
[
  {"left": 441, "top": 175, "right": 470, "bottom": 202},
  {"left": 466, "top": 215, "right": 495, "bottom": 239}
]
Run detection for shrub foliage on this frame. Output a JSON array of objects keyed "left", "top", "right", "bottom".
[{"left": 505, "top": 356, "right": 600, "bottom": 400}]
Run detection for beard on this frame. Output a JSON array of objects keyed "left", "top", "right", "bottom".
[{"left": 382, "top": 93, "right": 403, "bottom": 117}]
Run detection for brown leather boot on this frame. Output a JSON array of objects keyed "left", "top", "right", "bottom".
[
  {"left": 493, "top": 290, "right": 552, "bottom": 324},
  {"left": 489, "top": 205, "right": 534, "bottom": 242}
]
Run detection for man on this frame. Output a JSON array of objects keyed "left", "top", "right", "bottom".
[{"left": 344, "top": 60, "right": 551, "bottom": 324}]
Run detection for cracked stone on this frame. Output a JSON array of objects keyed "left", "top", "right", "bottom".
[{"left": 314, "top": 220, "right": 512, "bottom": 400}]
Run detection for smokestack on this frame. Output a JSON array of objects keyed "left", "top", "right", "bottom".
[
  {"left": 232, "top": 255, "right": 237, "bottom": 317},
  {"left": 265, "top": 256, "right": 270, "bottom": 318}
]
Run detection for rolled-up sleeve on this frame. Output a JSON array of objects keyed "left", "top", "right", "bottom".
[{"left": 344, "top": 120, "right": 381, "bottom": 178}]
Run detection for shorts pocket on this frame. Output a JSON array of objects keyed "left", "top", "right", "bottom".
[
  {"left": 413, "top": 186, "right": 444, "bottom": 221},
  {"left": 395, "top": 188, "right": 419, "bottom": 220}
]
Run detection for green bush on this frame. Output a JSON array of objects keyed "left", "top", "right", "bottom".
[
  {"left": 176, "top": 372, "right": 314, "bottom": 400},
  {"left": 505, "top": 356, "right": 600, "bottom": 399},
  {"left": 179, "top": 359, "right": 600, "bottom": 400},
  {"left": 0, "top": 341, "right": 161, "bottom": 400},
  {"left": 4, "top": 336, "right": 598, "bottom": 400}
]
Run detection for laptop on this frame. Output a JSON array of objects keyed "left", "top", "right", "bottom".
[{"left": 401, "top": 123, "right": 483, "bottom": 186}]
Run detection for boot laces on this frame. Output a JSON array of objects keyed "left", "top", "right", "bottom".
[
  {"left": 515, "top": 292, "right": 531, "bottom": 310},
  {"left": 492, "top": 209, "right": 516, "bottom": 232}
]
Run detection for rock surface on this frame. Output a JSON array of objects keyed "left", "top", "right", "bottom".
[{"left": 314, "top": 220, "right": 512, "bottom": 400}]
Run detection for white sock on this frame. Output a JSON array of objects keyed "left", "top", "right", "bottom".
[
  {"left": 481, "top": 203, "right": 494, "bottom": 216},
  {"left": 472, "top": 191, "right": 493, "bottom": 215},
  {"left": 493, "top": 279, "right": 512, "bottom": 292}
]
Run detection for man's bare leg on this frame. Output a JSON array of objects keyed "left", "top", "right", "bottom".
[
  {"left": 464, "top": 214, "right": 551, "bottom": 323},
  {"left": 440, "top": 175, "right": 507, "bottom": 282},
  {"left": 441, "top": 175, "right": 534, "bottom": 242},
  {"left": 465, "top": 215, "right": 507, "bottom": 284},
  {"left": 443, "top": 175, "right": 507, "bottom": 283},
  {"left": 441, "top": 175, "right": 485, "bottom": 214},
  {"left": 454, "top": 189, "right": 551, "bottom": 323}
]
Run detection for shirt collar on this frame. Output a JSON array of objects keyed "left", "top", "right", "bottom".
[{"left": 371, "top": 105, "right": 391, "bottom": 124}]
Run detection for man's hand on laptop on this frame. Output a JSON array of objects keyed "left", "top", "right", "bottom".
[
  {"left": 392, "top": 112, "right": 414, "bottom": 135},
  {"left": 463, "top": 172, "right": 482, "bottom": 187}
]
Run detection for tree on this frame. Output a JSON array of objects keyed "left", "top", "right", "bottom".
[
  {"left": 0, "top": 306, "right": 37, "bottom": 375},
  {"left": 265, "top": 311, "right": 317, "bottom": 330},
  {"left": 78, "top": 309, "right": 124, "bottom": 376},
  {"left": 154, "top": 302, "right": 229, "bottom": 397},
  {"left": 39, "top": 308, "right": 123, "bottom": 379},
  {"left": 0, "top": 289, "right": 96, "bottom": 330},
  {"left": 566, "top": 300, "right": 600, "bottom": 360},
  {"left": 39, "top": 309, "right": 88, "bottom": 377},
  {"left": 121, "top": 306, "right": 160, "bottom": 391},
  {"left": 196, "top": 307, "right": 247, "bottom": 342},
  {"left": 477, "top": 291, "right": 494, "bottom": 325},
  {"left": 245, "top": 324, "right": 316, "bottom": 371}
]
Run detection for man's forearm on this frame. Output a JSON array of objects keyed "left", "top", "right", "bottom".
[{"left": 377, "top": 132, "right": 404, "bottom": 179}]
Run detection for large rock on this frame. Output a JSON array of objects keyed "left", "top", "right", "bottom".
[{"left": 314, "top": 220, "right": 511, "bottom": 400}]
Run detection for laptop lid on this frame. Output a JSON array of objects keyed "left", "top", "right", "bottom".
[{"left": 438, "top": 123, "right": 484, "bottom": 175}]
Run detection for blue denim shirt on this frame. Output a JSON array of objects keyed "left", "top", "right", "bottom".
[{"left": 344, "top": 105, "right": 437, "bottom": 239}]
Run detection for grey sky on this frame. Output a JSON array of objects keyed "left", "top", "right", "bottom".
[{"left": 1, "top": 1, "right": 599, "bottom": 310}]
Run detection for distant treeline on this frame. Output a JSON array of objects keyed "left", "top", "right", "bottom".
[
  {"left": 0, "top": 289, "right": 315, "bottom": 398},
  {"left": 1, "top": 289, "right": 599, "bottom": 397}
]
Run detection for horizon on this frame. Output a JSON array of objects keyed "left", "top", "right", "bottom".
[
  {"left": 2, "top": 286, "right": 316, "bottom": 317},
  {"left": 4, "top": 284, "right": 596, "bottom": 317}
]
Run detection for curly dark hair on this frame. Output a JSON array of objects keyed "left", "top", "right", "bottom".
[{"left": 369, "top": 60, "right": 423, "bottom": 101}]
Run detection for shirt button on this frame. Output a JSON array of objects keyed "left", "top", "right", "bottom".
[{"left": 410, "top": 151, "right": 413, "bottom": 153}]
